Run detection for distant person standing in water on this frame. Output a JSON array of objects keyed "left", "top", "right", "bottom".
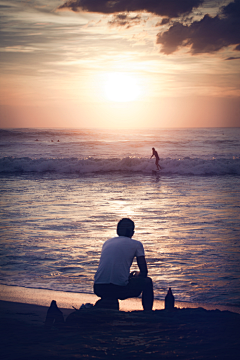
[{"left": 150, "top": 148, "right": 161, "bottom": 170}]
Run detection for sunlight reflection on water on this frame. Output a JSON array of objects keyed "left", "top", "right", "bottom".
[{"left": 0, "top": 172, "right": 240, "bottom": 307}]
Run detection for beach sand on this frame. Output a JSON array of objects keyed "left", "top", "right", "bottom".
[{"left": 1, "top": 285, "right": 240, "bottom": 359}]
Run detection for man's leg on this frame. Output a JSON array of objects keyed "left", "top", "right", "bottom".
[
  {"left": 93, "top": 284, "right": 119, "bottom": 310},
  {"left": 94, "top": 278, "right": 154, "bottom": 311},
  {"left": 141, "top": 277, "right": 154, "bottom": 311},
  {"left": 120, "top": 276, "right": 154, "bottom": 311}
]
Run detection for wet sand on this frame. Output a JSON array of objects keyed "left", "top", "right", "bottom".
[
  {"left": 1, "top": 285, "right": 240, "bottom": 314},
  {"left": 1, "top": 285, "right": 240, "bottom": 359}
]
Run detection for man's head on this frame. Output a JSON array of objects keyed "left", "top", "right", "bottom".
[{"left": 117, "top": 218, "right": 135, "bottom": 238}]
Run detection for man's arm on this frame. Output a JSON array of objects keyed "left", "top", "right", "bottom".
[{"left": 137, "top": 256, "right": 148, "bottom": 277}]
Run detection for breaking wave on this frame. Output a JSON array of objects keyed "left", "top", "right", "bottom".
[{"left": 1, "top": 156, "right": 240, "bottom": 176}]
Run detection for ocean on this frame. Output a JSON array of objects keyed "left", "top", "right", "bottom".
[{"left": 0, "top": 128, "right": 240, "bottom": 308}]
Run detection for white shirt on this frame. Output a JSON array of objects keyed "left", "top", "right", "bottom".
[{"left": 94, "top": 236, "right": 145, "bottom": 286}]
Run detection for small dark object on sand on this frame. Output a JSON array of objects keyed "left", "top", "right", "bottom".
[
  {"left": 165, "top": 288, "right": 175, "bottom": 310},
  {"left": 44, "top": 300, "right": 64, "bottom": 329}
]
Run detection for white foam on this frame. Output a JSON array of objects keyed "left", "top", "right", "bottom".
[{"left": 1, "top": 156, "right": 239, "bottom": 176}]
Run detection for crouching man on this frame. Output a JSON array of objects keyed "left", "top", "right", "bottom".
[{"left": 94, "top": 218, "right": 154, "bottom": 311}]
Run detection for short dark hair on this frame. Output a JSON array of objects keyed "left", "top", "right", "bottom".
[{"left": 117, "top": 218, "right": 135, "bottom": 237}]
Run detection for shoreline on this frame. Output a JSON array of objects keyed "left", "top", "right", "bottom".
[{"left": 1, "top": 284, "right": 240, "bottom": 314}]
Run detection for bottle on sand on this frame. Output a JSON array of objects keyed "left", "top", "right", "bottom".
[{"left": 165, "top": 288, "right": 175, "bottom": 310}]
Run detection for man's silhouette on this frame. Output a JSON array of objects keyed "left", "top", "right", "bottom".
[
  {"left": 150, "top": 147, "right": 161, "bottom": 170},
  {"left": 94, "top": 218, "right": 154, "bottom": 310}
]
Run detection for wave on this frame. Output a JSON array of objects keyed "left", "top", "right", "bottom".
[{"left": 1, "top": 156, "right": 240, "bottom": 176}]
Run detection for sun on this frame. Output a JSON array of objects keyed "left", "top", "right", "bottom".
[{"left": 104, "top": 72, "right": 141, "bottom": 102}]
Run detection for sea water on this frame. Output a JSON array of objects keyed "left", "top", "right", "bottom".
[{"left": 0, "top": 128, "right": 240, "bottom": 308}]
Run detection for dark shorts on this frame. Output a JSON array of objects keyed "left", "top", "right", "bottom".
[{"left": 94, "top": 276, "right": 148, "bottom": 300}]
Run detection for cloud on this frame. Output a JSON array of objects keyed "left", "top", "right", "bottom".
[
  {"left": 108, "top": 13, "right": 143, "bottom": 28},
  {"left": 158, "top": 18, "right": 170, "bottom": 26},
  {"left": 58, "top": 0, "right": 203, "bottom": 18},
  {"left": 156, "top": 0, "right": 240, "bottom": 54},
  {"left": 225, "top": 56, "right": 240, "bottom": 60}
]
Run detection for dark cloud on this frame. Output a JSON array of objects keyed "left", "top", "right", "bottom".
[
  {"left": 156, "top": 18, "right": 170, "bottom": 26},
  {"left": 0, "top": 5, "right": 12, "bottom": 8},
  {"left": 108, "top": 13, "right": 142, "bottom": 28},
  {"left": 225, "top": 56, "right": 240, "bottom": 60},
  {"left": 58, "top": 0, "right": 203, "bottom": 19},
  {"left": 157, "top": 0, "right": 240, "bottom": 54},
  {"left": 221, "top": 0, "right": 240, "bottom": 17}
]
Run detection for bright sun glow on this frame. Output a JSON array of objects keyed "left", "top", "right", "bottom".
[{"left": 104, "top": 72, "right": 141, "bottom": 102}]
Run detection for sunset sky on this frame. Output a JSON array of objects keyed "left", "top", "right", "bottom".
[{"left": 0, "top": 0, "right": 240, "bottom": 128}]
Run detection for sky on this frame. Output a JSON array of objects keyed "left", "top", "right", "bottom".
[{"left": 0, "top": 0, "right": 240, "bottom": 128}]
